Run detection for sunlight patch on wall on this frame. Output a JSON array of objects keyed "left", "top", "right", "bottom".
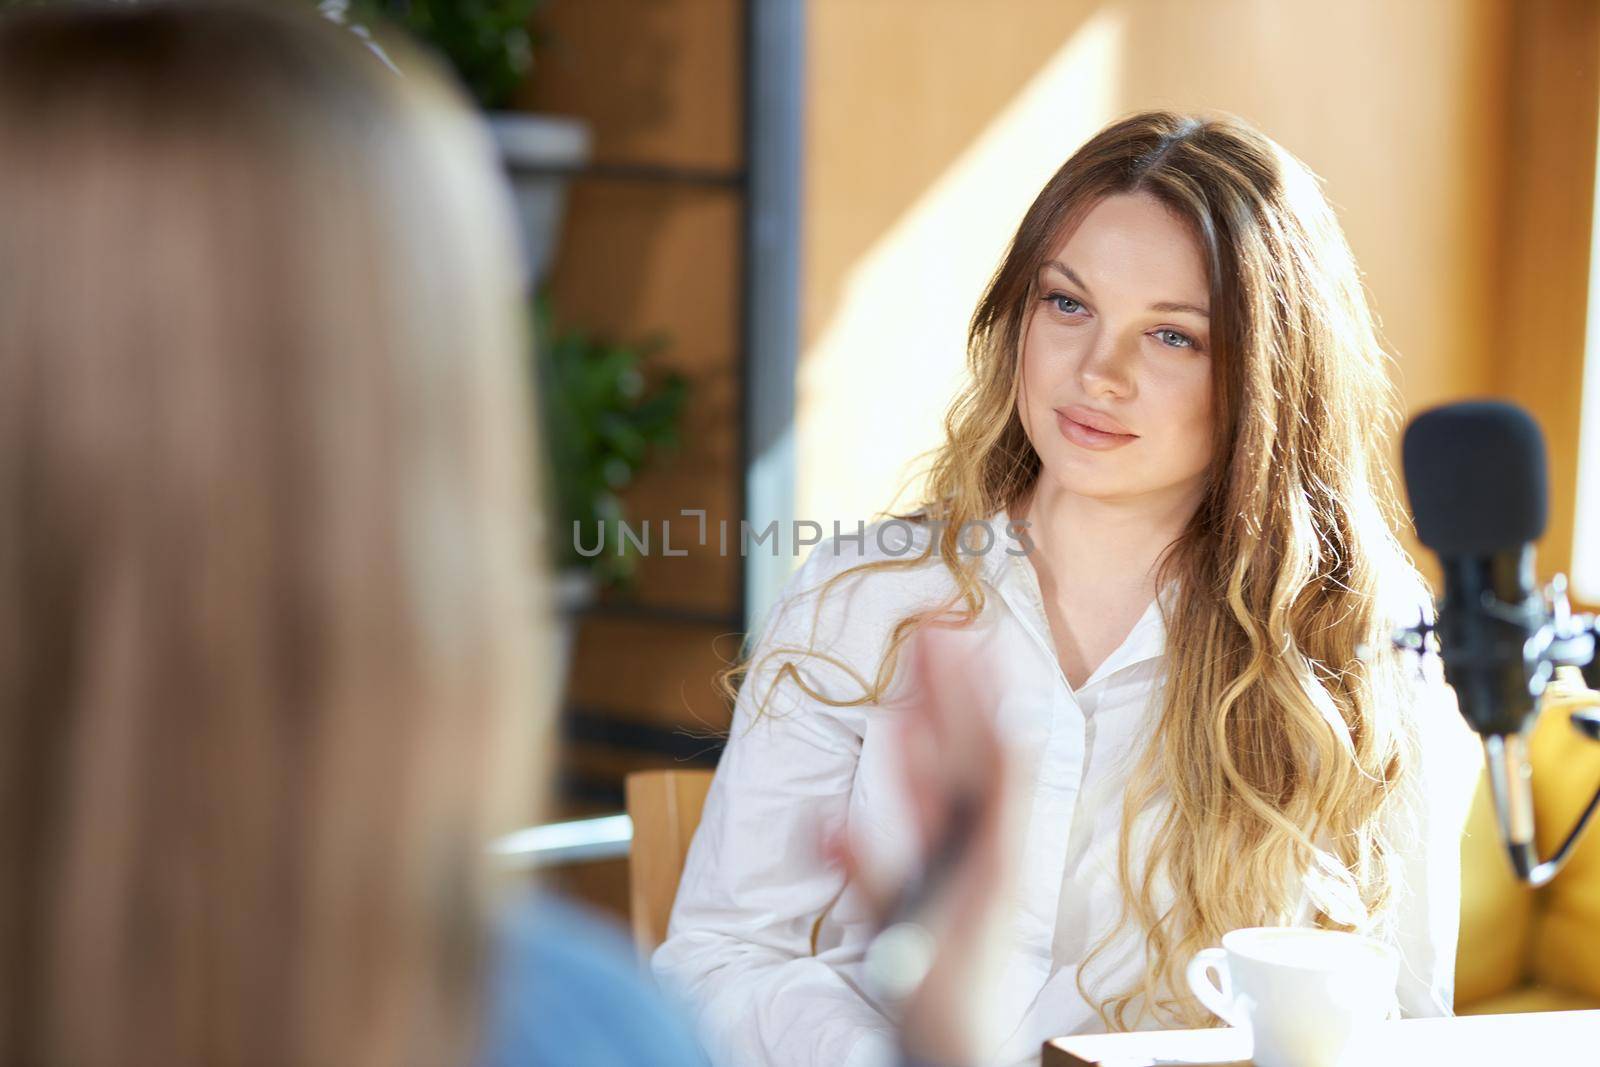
[{"left": 797, "top": 9, "right": 1126, "bottom": 535}]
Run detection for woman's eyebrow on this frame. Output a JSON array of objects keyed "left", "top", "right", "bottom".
[
  {"left": 1043, "top": 259, "right": 1203, "bottom": 316},
  {"left": 1036, "top": 257, "right": 1088, "bottom": 292},
  {"left": 1152, "top": 300, "right": 1209, "bottom": 316}
]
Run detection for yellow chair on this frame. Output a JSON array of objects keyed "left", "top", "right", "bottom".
[
  {"left": 1456, "top": 667, "right": 1600, "bottom": 1013},
  {"left": 625, "top": 769, "right": 714, "bottom": 955}
]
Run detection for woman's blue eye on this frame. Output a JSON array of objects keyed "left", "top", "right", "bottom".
[
  {"left": 1046, "top": 293, "right": 1083, "bottom": 315},
  {"left": 1155, "top": 328, "right": 1196, "bottom": 349}
]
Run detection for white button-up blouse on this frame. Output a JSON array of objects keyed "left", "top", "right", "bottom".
[{"left": 652, "top": 509, "right": 1484, "bottom": 1067}]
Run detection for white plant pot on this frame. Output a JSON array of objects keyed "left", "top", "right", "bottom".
[
  {"left": 552, "top": 566, "right": 598, "bottom": 697},
  {"left": 487, "top": 112, "right": 591, "bottom": 291}
]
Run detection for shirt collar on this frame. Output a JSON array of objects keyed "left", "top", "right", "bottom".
[{"left": 973, "top": 504, "right": 1172, "bottom": 682}]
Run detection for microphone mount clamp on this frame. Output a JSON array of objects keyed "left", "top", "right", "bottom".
[{"left": 1391, "top": 573, "right": 1600, "bottom": 886}]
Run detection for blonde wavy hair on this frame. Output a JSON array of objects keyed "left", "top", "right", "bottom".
[
  {"left": 0, "top": 5, "right": 544, "bottom": 1065},
  {"left": 718, "top": 109, "right": 1427, "bottom": 1030}
]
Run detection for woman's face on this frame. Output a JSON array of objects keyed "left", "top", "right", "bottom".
[{"left": 1017, "top": 191, "right": 1215, "bottom": 509}]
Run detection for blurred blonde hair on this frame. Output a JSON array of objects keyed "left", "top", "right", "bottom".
[
  {"left": 723, "top": 110, "right": 1426, "bottom": 1029},
  {"left": 0, "top": 3, "right": 550, "bottom": 1065}
]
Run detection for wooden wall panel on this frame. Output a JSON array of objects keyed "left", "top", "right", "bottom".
[
  {"left": 546, "top": 182, "right": 741, "bottom": 346},
  {"left": 522, "top": 0, "right": 742, "bottom": 169},
  {"left": 1493, "top": 0, "right": 1600, "bottom": 596},
  {"left": 546, "top": 181, "right": 743, "bottom": 614},
  {"left": 522, "top": 2, "right": 748, "bottom": 825},
  {"left": 566, "top": 616, "right": 738, "bottom": 731}
]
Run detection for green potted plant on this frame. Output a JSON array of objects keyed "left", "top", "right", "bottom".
[{"left": 530, "top": 296, "right": 688, "bottom": 654}]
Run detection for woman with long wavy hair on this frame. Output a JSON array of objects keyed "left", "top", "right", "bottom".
[{"left": 654, "top": 110, "right": 1483, "bottom": 1067}]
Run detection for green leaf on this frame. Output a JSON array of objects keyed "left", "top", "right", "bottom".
[
  {"left": 528, "top": 292, "right": 690, "bottom": 588},
  {"left": 347, "top": 0, "right": 546, "bottom": 110}
]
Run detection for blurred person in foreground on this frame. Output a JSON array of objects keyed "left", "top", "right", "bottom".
[
  {"left": 0, "top": 4, "right": 1019, "bottom": 1066},
  {"left": 654, "top": 110, "right": 1487, "bottom": 1067},
  {"left": 0, "top": 3, "right": 707, "bottom": 1064}
]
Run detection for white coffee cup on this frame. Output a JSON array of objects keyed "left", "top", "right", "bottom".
[{"left": 1185, "top": 927, "right": 1398, "bottom": 1067}]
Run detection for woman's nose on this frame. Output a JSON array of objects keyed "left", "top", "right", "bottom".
[{"left": 1076, "top": 330, "right": 1137, "bottom": 398}]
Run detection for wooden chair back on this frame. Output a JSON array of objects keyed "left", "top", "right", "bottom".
[{"left": 625, "top": 769, "right": 714, "bottom": 955}]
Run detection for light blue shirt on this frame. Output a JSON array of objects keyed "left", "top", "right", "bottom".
[{"left": 481, "top": 893, "right": 710, "bottom": 1067}]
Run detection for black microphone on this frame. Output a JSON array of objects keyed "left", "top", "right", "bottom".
[{"left": 1401, "top": 401, "right": 1551, "bottom": 881}]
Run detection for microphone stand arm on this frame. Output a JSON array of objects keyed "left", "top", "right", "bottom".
[
  {"left": 1500, "top": 663, "right": 1600, "bottom": 886},
  {"left": 1396, "top": 574, "right": 1600, "bottom": 887}
]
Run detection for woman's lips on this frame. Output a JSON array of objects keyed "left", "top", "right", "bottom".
[{"left": 1055, "top": 408, "right": 1138, "bottom": 451}]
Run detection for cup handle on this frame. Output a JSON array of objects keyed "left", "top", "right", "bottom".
[{"left": 1186, "top": 947, "right": 1242, "bottom": 1027}]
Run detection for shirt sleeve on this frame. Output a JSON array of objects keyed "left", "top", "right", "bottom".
[
  {"left": 651, "top": 540, "right": 902, "bottom": 1067},
  {"left": 1388, "top": 640, "right": 1484, "bottom": 1019}
]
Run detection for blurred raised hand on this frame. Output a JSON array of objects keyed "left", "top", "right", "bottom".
[{"left": 822, "top": 617, "right": 1022, "bottom": 1067}]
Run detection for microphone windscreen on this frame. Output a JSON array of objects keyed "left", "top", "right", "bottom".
[{"left": 1401, "top": 400, "right": 1548, "bottom": 556}]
